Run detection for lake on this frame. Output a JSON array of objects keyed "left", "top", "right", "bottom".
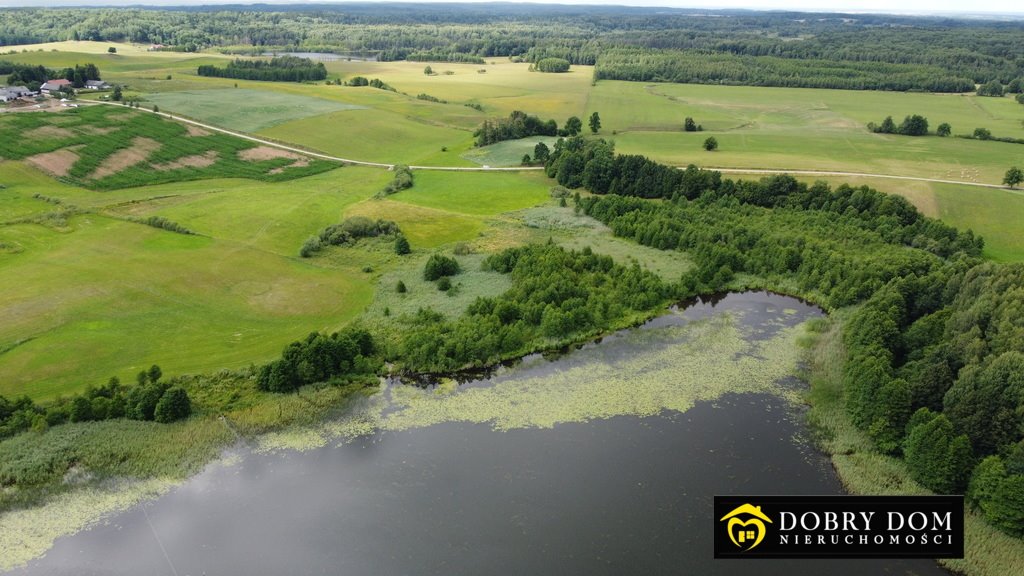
[{"left": 7, "top": 292, "right": 948, "bottom": 575}]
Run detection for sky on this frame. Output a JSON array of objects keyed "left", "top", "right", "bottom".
[{"left": 0, "top": 1, "right": 1020, "bottom": 15}]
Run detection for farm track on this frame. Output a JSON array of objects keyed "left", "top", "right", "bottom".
[{"left": 95, "top": 102, "right": 1018, "bottom": 190}]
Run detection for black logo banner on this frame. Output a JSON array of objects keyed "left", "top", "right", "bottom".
[{"left": 714, "top": 495, "right": 964, "bottom": 559}]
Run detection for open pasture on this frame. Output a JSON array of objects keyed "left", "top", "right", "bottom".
[
  {"left": 588, "top": 81, "right": 1024, "bottom": 185},
  {"left": 0, "top": 212, "right": 375, "bottom": 400},
  {"left": 144, "top": 88, "right": 365, "bottom": 133}
]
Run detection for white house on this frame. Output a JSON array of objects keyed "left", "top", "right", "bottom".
[{"left": 84, "top": 80, "right": 110, "bottom": 90}]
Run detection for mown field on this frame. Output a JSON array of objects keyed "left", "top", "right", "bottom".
[{"left": 588, "top": 81, "right": 1024, "bottom": 184}]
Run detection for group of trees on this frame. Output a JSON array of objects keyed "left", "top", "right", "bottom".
[
  {"left": 256, "top": 327, "right": 379, "bottom": 393},
  {"left": 197, "top": 56, "right": 327, "bottom": 82},
  {"left": 344, "top": 76, "right": 396, "bottom": 91},
  {"left": 396, "top": 243, "right": 676, "bottom": 372},
  {"left": 300, "top": 217, "right": 402, "bottom": 257},
  {"left": 1, "top": 60, "right": 101, "bottom": 90},
  {"left": 868, "top": 115, "right": 931, "bottom": 136},
  {"left": 684, "top": 117, "right": 703, "bottom": 132},
  {"left": 0, "top": 365, "right": 191, "bottom": 438},
  {"left": 532, "top": 57, "right": 570, "bottom": 73},
  {"left": 474, "top": 111, "right": 566, "bottom": 147}
]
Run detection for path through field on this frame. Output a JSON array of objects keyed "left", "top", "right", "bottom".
[{"left": 97, "top": 102, "right": 1018, "bottom": 190}]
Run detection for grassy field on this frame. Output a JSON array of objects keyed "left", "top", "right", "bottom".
[
  {"left": 144, "top": 89, "right": 366, "bottom": 132},
  {"left": 588, "top": 81, "right": 1024, "bottom": 185}
]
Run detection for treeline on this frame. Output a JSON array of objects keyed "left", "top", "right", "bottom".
[
  {"left": 256, "top": 327, "right": 379, "bottom": 393},
  {"left": 1, "top": 61, "right": 101, "bottom": 89},
  {"left": 0, "top": 365, "right": 190, "bottom": 439},
  {"left": 396, "top": 243, "right": 677, "bottom": 372},
  {"left": 868, "top": 115, "right": 934, "bottom": 136},
  {"left": 593, "top": 49, "right": 975, "bottom": 93},
  {"left": 405, "top": 49, "right": 485, "bottom": 64},
  {"left": 474, "top": 111, "right": 583, "bottom": 147},
  {"left": 197, "top": 56, "right": 327, "bottom": 82},
  {"left": 300, "top": 216, "right": 402, "bottom": 257},
  {"left": 544, "top": 145, "right": 1024, "bottom": 536},
  {"left": 3, "top": 6, "right": 1022, "bottom": 86}
]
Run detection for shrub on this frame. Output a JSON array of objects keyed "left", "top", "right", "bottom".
[
  {"left": 154, "top": 387, "right": 191, "bottom": 423},
  {"left": 423, "top": 254, "right": 461, "bottom": 281}
]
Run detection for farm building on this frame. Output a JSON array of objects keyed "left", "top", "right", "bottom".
[
  {"left": 0, "top": 86, "right": 34, "bottom": 102},
  {"left": 40, "top": 79, "right": 72, "bottom": 94},
  {"left": 84, "top": 80, "right": 110, "bottom": 90}
]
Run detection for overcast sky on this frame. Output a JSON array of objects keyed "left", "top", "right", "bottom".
[{"left": 0, "top": 1, "right": 1020, "bottom": 16}]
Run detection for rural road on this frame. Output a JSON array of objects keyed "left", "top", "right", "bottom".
[{"left": 98, "top": 102, "right": 1016, "bottom": 190}]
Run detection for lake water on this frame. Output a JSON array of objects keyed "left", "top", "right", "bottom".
[{"left": 8, "top": 292, "right": 948, "bottom": 575}]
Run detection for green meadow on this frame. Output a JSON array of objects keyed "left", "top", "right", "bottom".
[
  {"left": 144, "top": 88, "right": 366, "bottom": 132},
  {"left": 588, "top": 81, "right": 1024, "bottom": 184},
  {"left": 3, "top": 40, "right": 1024, "bottom": 402}
]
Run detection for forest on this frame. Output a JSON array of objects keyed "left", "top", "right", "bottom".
[
  {"left": 1, "top": 4, "right": 1022, "bottom": 88},
  {"left": 524, "top": 136, "right": 1021, "bottom": 536},
  {"left": 196, "top": 56, "right": 327, "bottom": 82}
]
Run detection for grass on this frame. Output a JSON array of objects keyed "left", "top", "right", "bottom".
[
  {"left": 589, "top": 81, "right": 1024, "bottom": 185},
  {"left": 0, "top": 168, "right": 386, "bottom": 400},
  {"left": 462, "top": 135, "right": 557, "bottom": 167},
  {"left": 389, "top": 170, "right": 551, "bottom": 216},
  {"left": 259, "top": 106, "right": 475, "bottom": 165},
  {"left": 102, "top": 167, "right": 391, "bottom": 256},
  {"left": 144, "top": 88, "right": 366, "bottom": 132},
  {"left": 805, "top": 314, "right": 1024, "bottom": 576},
  {"left": 324, "top": 59, "right": 595, "bottom": 120}
]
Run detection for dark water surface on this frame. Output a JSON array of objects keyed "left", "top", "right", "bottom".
[{"left": 9, "top": 293, "right": 948, "bottom": 576}]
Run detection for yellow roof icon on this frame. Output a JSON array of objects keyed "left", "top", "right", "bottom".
[{"left": 720, "top": 503, "right": 772, "bottom": 523}]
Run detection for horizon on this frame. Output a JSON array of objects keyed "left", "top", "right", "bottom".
[{"left": 0, "top": 1, "right": 1021, "bottom": 18}]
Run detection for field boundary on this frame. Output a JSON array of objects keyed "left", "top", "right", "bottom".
[
  {"left": 93, "top": 102, "right": 545, "bottom": 172},
  {"left": 90, "top": 103, "right": 1019, "bottom": 188}
]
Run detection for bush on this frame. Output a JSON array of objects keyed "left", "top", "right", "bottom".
[
  {"left": 703, "top": 137, "right": 718, "bottom": 151},
  {"left": 977, "top": 80, "right": 1004, "bottom": 97},
  {"left": 423, "top": 254, "right": 461, "bottom": 281},
  {"left": 395, "top": 235, "right": 411, "bottom": 255},
  {"left": 437, "top": 277, "right": 452, "bottom": 291},
  {"left": 396, "top": 280, "right": 407, "bottom": 293},
  {"left": 154, "top": 387, "right": 191, "bottom": 423}
]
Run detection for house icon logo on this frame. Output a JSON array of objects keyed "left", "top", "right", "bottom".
[{"left": 719, "top": 503, "right": 773, "bottom": 551}]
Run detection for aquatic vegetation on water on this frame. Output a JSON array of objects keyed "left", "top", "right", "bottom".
[
  {"left": 259, "top": 310, "right": 809, "bottom": 451},
  {"left": 0, "top": 478, "right": 175, "bottom": 571}
]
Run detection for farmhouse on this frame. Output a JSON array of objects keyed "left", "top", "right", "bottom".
[
  {"left": 40, "top": 79, "right": 72, "bottom": 94},
  {"left": 84, "top": 80, "right": 110, "bottom": 90},
  {"left": 0, "top": 86, "right": 33, "bottom": 102}
]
